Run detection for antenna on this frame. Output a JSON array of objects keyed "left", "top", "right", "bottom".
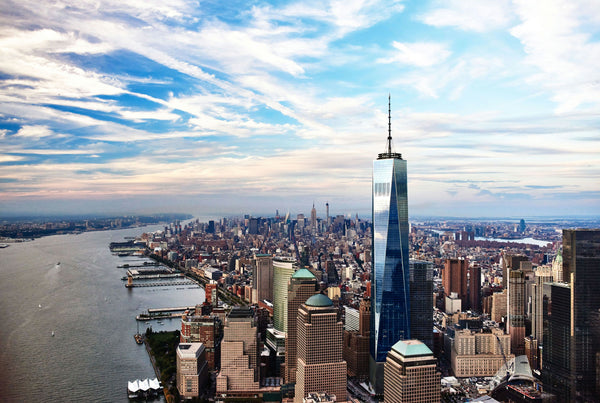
[
  {"left": 378, "top": 94, "right": 402, "bottom": 160},
  {"left": 387, "top": 93, "right": 392, "bottom": 155}
]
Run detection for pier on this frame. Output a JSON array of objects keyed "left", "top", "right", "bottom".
[
  {"left": 125, "top": 280, "right": 196, "bottom": 288},
  {"left": 136, "top": 305, "right": 197, "bottom": 321}
]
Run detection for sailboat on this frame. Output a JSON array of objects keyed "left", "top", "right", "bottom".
[{"left": 51, "top": 331, "right": 55, "bottom": 337}]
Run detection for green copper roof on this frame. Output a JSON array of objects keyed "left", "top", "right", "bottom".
[
  {"left": 305, "top": 293, "right": 333, "bottom": 307},
  {"left": 292, "top": 268, "right": 315, "bottom": 279},
  {"left": 391, "top": 339, "right": 433, "bottom": 357}
]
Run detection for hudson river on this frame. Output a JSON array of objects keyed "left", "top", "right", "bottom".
[{"left": 0, "top": 226, "right": 205, "bottom": 402}]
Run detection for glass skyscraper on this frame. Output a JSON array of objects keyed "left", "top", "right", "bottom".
[{"left": 370, "top": 97, "right": 410, "bottom": 393}]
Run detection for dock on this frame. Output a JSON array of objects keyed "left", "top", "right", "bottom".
[
  {"left": 136, "top": 306, "right": 197, "bottom": 321},
  {"left": 125, "top": 280, "right": 196, "bottom": 288}
]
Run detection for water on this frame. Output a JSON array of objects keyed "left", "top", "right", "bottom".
[
  {"left": 474, "top": 236, "right": 552, "bottom": 247},
  {"left": 0, "top": 226, "right": 205, "bottom": 402}
]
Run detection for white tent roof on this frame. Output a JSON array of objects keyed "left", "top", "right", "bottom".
[
  {"left": 128, "top": 380, "right": 140, "bottom": 393},
  {"left": 149, "top": 378, "right": 161, "bottom": 390},
  {"left": 138, "top": 379, "right": 149, "bottom": 391}
]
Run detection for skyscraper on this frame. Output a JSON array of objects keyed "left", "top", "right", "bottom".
[
  {"left": 384, "top": 339, "right": 440, "bottom": 403},
  {"left": 295, "top": 293, "right": 347, "bottom": 403},
  {"left": 273, "top": 257, "right": 296, "bottom": 332},
  {"left": 253, "top": 254, "right": 273, "bottom": 303},
  {"left": 543, "top": 229, "right": 600, "bottom": 401},
  {"left": 216, "top": 307, "right": 260, "bottom": 398},
  {"left": 285, "top": 268, "right": 318, "bottom": 383},
  {"left": 508, "top": 269, "right": 526, "bottom": 355},
  {"left": 370, "top": 96, "right": 410, "bottom": 393},
  {"left": 310, "top": 202, "right": 317, "bottom": 231},
  {"left": 409, "top": 259, "right": 434, "bottom": 350}
]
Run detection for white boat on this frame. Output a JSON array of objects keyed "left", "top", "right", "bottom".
[{"left": 51, "top": 331, "right": 55, "bottom": 337}]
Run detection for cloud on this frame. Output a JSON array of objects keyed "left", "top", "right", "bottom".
[
  {"left": 377, "top": 41, "right": 451, "bottom": 67},
  {"left": 418, "top": 0, "right": 513, "bottom": 32},
  {"left": 510, "top": 0, "right": 600, "bottom": 113}
]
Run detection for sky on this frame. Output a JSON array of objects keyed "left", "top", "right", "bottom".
[{"left": 1, "top": 0, "right": 599, "bottom": 219}]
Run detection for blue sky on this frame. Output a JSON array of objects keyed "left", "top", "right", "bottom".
[{"left": 1, "top": 0, "right": 599, "bottom": 218}]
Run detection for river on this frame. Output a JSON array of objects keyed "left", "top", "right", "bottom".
[{"left": 0, "top": 226, "right": 205, "bottom": 402}]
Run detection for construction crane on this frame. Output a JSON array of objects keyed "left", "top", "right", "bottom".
[{"left": 495, "top": 335, "right": 513, "bottom": 382}]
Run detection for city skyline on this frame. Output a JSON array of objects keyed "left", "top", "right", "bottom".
[{"left": 1, "top": 0, "right": 600, "bottom": 218}]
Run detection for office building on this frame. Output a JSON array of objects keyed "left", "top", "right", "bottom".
[
  {"left": 531, "top": 266, "right": 552, "bottom": 366},
  {"left": 451, "top": 328, "right": 513, "bottom": 377},
  {"left": 468, "top": 263, "right": 482, "bottom": 312},
  {"left": 490, "top": 290, "right": 507, "bottom": 323},
  {"left": 310, "top": 203, "right": 317, "bottom": 231},
  {"left": 285, "top": 268, "right": 318, "bottom": 383},
  {"left": 543, "top": 229, "right": 600, "bottom": 401},
  {"left": 443, "top": 258, "right": 468, "bottom": 310},
  {"left": 508, "top": 270, "right": 526, "bottom": 355},
  {"left": 216, "top": 307, "right": 260, "bottom": 397},
  {"left": 384, "top": 339, "right": 440, "bottom": 403},
  {"left": 371, "top": 96, "right": 410, "bottom": 393},
  {"left": 295, "top": 294, "right": 347, "bottom": 403},
  {"left": 409, "top": 259, "right": 434, "bottom": 350},
  {"left": 273, "top": 258, "right": 296, "bottom": 332},
  {"left": 253, "top": 254, "right": 273, "bottom": 303},
  {"left": 551, "top": 250, "right": 563, "bottom": 283},
  {"left": 177, "top": 343, "right": 208, "bottom": 399}
]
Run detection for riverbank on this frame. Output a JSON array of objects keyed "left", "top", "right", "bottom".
[{"left": 145, "top": 330, "right": 180, "bottom": 403}]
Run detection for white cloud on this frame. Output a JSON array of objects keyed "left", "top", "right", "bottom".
[
  {"left": 419, "top": 0, "right": 513, "bottom": 32},
  {"left": 511, "top": 0, "right": 600, "bottom": 113},
  {"left": 377, "top": 41, "right": 451, "bottom": 67}
]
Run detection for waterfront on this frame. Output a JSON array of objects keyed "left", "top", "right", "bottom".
[{"left": 0, "top": 226, "right": 205, "bottom": 402}]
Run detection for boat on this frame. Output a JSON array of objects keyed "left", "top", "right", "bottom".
[
  {"left": 39, "top": 304, "right": 42, "bottom": 308},
  {"left": 51, "top": 331, "right": 55, "bottom": 337},
  {"left": 134, "top": 322, "right": 143, "bottom": 345}
]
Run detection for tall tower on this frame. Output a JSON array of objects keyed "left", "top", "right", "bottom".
[
  {"left": 326, "top": 202, "right": 330, "bottom": 227},
  {"left": 285, "top": 268, "right": 318, "bottom": 383},
  {"left": 409, "top": 260, "right": 434, "bottom": 350},
  {"left": 508, "top": 269, "right": 526, "bottom": 355},
  {"left": 370, "top": 95, "right": 410, "bottom": 393},
  {"left": 384, "top": 339, "right": 440, "bottom": 403},
  {"left": 273, "top": 258, "right": 296, "bottom": 332},
  {"left": 295, "top": 294, "right": 347, "bottom": 402},
  {"left": 253, "top": 254, "right": 273, "bottom": 303},
  {"left": 543, "top": 229, "right": 600, "bottom": 401},
  {"left": 310, "top": 202, "right": 317, "bottom": 231}
]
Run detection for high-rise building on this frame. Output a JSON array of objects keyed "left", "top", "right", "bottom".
[
  {"left": 295, "top": 293, "right": 347, "bottom": 403},
  {"left": 273, "top": 258, "right": 296, "bottom": 332},
  {"left": 443, "top": 258, "right": 468, "bottom": 310},
  {"left": 253, "top": 254, "right": 273, "bottom": 303},
  {"left": 508, "top": 269, "right": 526, "bottom": 355},
  {"left": 310, "top": 202, "right": 317, "bottom": 231},
  {"left": 409, "top": 260, "right": 434, "bottom": 350},
  {"left": 370, "top": 96, "right": 410, "bottom": 393},
  {"left": 285, "top": 268, "right": 318, "bottom": 383},
  {"left": 543, "top": 229, "right": 600, "bottom": 401},
  {"left": 384, "top": 339, "right": 440, "bottom": 403},
  {"left": 531, "top": 266, "right": 552, "bottom": 347},
  {"left": 468, "top": 263, "right": 482, "bottom": 312},
  {"left": 451, "top": 328, "right": 513, "bottom": 377},
  {"left": 491, "top": 290, "right": 507, "bottom": 323},
  {"left": 551, "top": 250, "right": 563, "bottom": 283},
  {"left": 176, "top": 343, "right": 209, "bottom": 399},
  {"left": 216, "top": 307, "right": 260, "bottom": 397},
  {"left": 344, "top": 298, "right": 371, "bottom": 380}
]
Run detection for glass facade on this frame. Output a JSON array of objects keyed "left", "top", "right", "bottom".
[{"left": 370, "top": 156, "right": 410, "bottom": 365}]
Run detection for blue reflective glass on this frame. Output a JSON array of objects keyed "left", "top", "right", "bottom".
[{"left": 371, "top": 158, "right": 410, "bottom": 363}]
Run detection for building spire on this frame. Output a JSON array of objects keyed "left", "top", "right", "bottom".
[
  {"left": 387, "top": 93, "right": 392, "bottom": 155},
  {"left": 378, "top": 94, "right": 402, "bottom": 160}
]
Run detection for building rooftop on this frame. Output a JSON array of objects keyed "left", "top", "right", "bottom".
[
  {"left": 292, "top": 268, "right": 315, "bottom": 279},
  {"left": 305, "top": 293, "right": 333, "bottom": 307},
  {"left": 391, "top": 339, "right": 433, "bottom": 357}
]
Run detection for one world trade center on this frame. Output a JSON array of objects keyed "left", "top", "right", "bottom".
[{"left": 370, "top": 95, "right": 410, "bottom": 394}]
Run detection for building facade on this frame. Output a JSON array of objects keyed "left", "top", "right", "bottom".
[
  {"left": 543, "top": 229, "right": 600, "bottom": 401},
  {"left": 177, "top": 343, "right": 208, "bottom": 399},
  {"left": 451, "top": 328, "right": 513, "bottom": 377},
  {"left": 443, "top": 258, "right": 468, "bottom": 310},
  {"left": 284, "top": 268, "right": 318, "bottom": 383},
  {"left": 344, "top": 298, "right": 371, "bottom": 380},
  {"left": 295, "top": 294, "right": 347, "bottom": 403},
  {"left": 384, "top": 339, "right": 440, "bottom": 403},
  {"left": 409, "top": 259, "right": 434, "bottom": 350},
  {"left": 253, "top": 254, "right": 273, "bottom": 304},
  {"left": 371, "top": 97, "right": 410, "bottom": 393},
  {"left": 273, "top": 258, "right": 296, "bottom": 332},
  {"left": 216, "top": 307, "right": 260, "bottom": 397},
  {"left": 508, "top": 269, "right": 526, "bottom": 355}
]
